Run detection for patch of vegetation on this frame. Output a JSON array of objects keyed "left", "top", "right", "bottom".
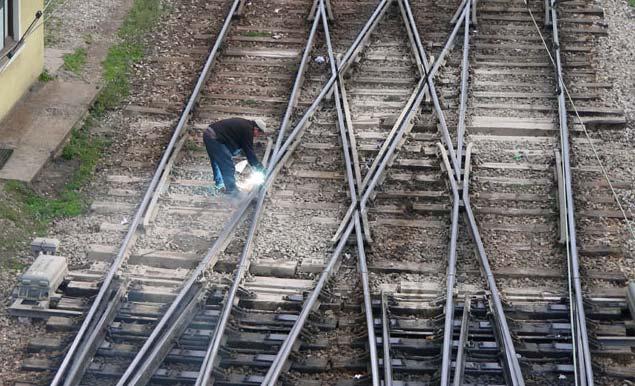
[
  {"left": 83, "top": 33, "right": 94, "bottom": 45},
  {"left": 629, "top": 0, "right": 635, "bottom": 7},
  {"left": 63, "top": 48, "right": 87, "bottom": 74},
  {"left": 244, "top": 31, "right": 271, "bottom": 37},
  {"left": 0, "top": 182, "right": 47, "bottom": 262},
  {"left": 184, "top": 139, "right": 201, "bottom": 152},
  {"left": 92, "top": 0, "right": 163, "bottom": 115},
  {"left": 3, "top": 121, "right": 105, "bottom": 223},
  {"left": 244, "top": 99, "right": 258, "bottom": 106},
  {"left": 44, "top": 1, "right": 64, "bottom": 47},
  {"left": 38, "top": 69, "right": 55, "bottom": 82},
  {"left": 1, "top": 257, "right": 28, "bottom": 272}
]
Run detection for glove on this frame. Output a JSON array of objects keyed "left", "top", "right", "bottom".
[
  {"left": 248, "top": 165, "right": 267, "bottom": 186},
  {"left": 253, "top": 164, "right": 267, "bottom": 175}
]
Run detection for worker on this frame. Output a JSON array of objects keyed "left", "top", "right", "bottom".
[{"left": 203, "top": 117, "right": 270, "bottom": 197}]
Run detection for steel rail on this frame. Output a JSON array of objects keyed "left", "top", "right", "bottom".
[
  {"left": 455, "top": 0, "right": 471, "bottom": 174},
  {"left": 193, "top": 7, "right": 324, "bottom": 384},
  {"left": 430, "top": 1, "right": 524, "bottom": 383},
  {"left": 150, "top": 2, "right": 395, "bottom": 384},
  {"left": 125, "top": 284, "right": 206, "bottom": 386},
  {"left": 50, "top": 1, "right": 244, "bottom": 384},
  {"left": 358, "top": 0, "right": 463, "bottom": 196},
  {"left": 460, "top": 143, "right": 525, "bottom": 386},
  {"left": 116, "top": 185, "right": 256, "bottom": 386},
  {"left": 272, "top": 1, "right": 322, "bottom": 155},
  {"left": 452, "top": 295, "right": 471, "bottom": 386},
  {"left": 436, "top": 143, "right": 462, "bottom": 386},
  {"left": 264, "top": 39, "right": 451, "bottom": 385},
  {"left": 261, "top": 219, "right": 356, "bottom": 385},
  {"left": 261, "top": 2, "right": 394, "bottom": 383},
  {"left": 549, "top": 1, "right": 594, "bottom": 384},
  {"left": 357, "top": 0, "right": 430, "bottom": 196},
  {"left": 381, "top": 291, "right": 393, "bottom": 386},
  {"left": 123, "top": 0, "right": 395, "bottom": 382},
  {"left": 407, "top": 3, "right": 522, "bottom": 384},
  {"left": 352, "top": 213, "right": 380, "bottom": 385},
  {"left": 62, "top": 281, "right": 127, "bottom": 386},
  {"left": 321, "top": 4, "right": 380, "bottom": 383},
  {"left": 262, "top": 0, "right": 392, "bottom": 174},
  {"left": 331, "top": 0, "right": 469, "bottom": 245},
  {"left": 193, "top": 122, "right": 306, "bottom": 386},
  {"left": 145, "top": 4, "right": 393, "bottom": 379},
  {"left": 56, "top": 0, "right": 395, "bottom": 383},
  {"left": 398, "top": 5, "right": 469, "bottom": 382}
]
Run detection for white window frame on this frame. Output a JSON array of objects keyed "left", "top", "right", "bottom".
[
  {"left": 0, "top": 0, "right": 6, "bottom": 52},
  {"left": 1, "top": 0, "right": 20, "bottom": 53}
]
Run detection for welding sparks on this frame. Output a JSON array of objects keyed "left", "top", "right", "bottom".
[{"left": 246, "top": 170, "right": 266, "bottom": 186}]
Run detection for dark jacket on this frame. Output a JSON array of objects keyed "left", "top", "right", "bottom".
[{"left": 209, "top": 118, "right": 262, "bottom": 169}]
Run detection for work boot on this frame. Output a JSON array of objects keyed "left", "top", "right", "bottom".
[{"left": 225, "top": 189, "right": 247, "bottom": 204}]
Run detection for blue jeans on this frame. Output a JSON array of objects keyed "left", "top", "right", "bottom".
[{"left": 203, "top": 131, "right": 239, "bottom": 192}]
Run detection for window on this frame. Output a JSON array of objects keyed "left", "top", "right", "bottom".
[{"left": 1, "top": 0, "right": 19, "bottom": 53}]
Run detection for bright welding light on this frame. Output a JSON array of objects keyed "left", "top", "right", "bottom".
[{"left": 246, "top": 170, "right": 266, "bottom": 186}]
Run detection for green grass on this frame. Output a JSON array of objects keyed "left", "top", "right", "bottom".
[
  {"left": 0, "top": 183, "right": 48, "bottom": 259},
  {"left": 3, "top": 121, "right": 106, "bottom": 223},
  {"left": 38, "top": 69, "right": 55, "bottom": 82},
  {"left": 93, "top": 0, "right": 163, "bottom": 115},
  {"left": 63, "top": 48, "right": 87, "bottom": 74},
  {"left": 629, "top": 0, "right": 635, "bottom": 7},
  {"left": 183, "top": 139, "right": 201, "bottom": 152},
  {"left": 6, "top": 181, "right": 83, "bottom": 221},
  {"left": 244, "top": 31, "right": 270, "bottom": 37},
  {"left": 1, "top": 257, "right": 29, "bottom": 272}
]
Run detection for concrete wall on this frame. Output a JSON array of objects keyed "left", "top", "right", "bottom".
[{"left": 0, "top": 0, "right": 44, "bottom": 122}]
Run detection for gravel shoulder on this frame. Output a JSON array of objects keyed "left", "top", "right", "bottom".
[{"left": 594, "top": 0, "right": 635, "bottom": 274}]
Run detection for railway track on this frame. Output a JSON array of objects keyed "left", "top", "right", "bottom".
[
  {"left": 462, "top": 0, "right": 633, "bottom": 385},
  {"left": 10, "top": 0, "right": 634, "bottom": 385}
]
